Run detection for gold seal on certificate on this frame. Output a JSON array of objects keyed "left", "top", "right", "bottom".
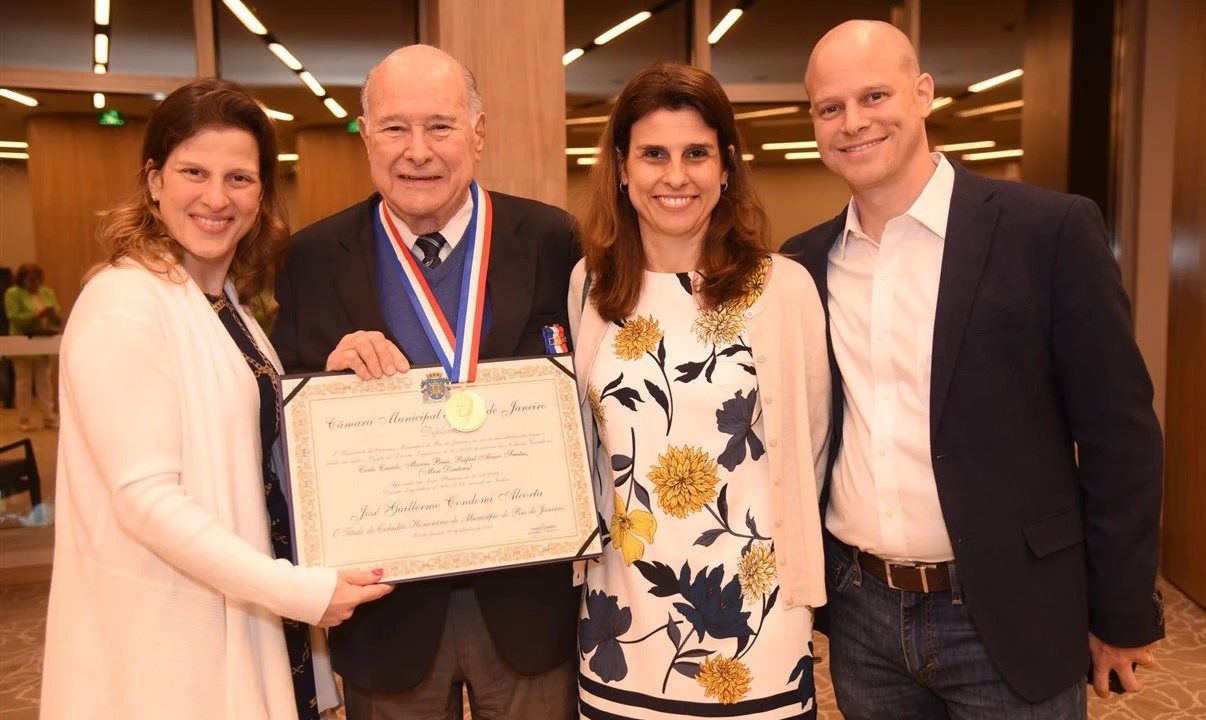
[{"left": 444, "top": 389, "right": 485, "bottom": 432}]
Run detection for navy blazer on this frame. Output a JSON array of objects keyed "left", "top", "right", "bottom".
[
  {"left": 273, "top": 190, "right": 581, "bottom": 693},
  {"left": 781, "top": 163, "right": 1165, "bottom": 702}
]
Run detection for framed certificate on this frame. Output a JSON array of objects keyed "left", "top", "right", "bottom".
[{"left": 278, "top": 355, "right": 601, "bottom": 583}]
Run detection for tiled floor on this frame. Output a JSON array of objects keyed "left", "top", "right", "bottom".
[{"left": 2, "top": 408, "right": 1204, "bottom": 718}]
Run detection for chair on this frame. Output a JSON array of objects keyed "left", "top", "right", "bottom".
[{"left": 0, "top": 438, "right": 42, "bottom": 508}]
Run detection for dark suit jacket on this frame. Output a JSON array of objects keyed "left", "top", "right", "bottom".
[
  {"left": 273, "top": 191, "right": 581, "bottom": 693},
  {"left": 781, "top": 163, "right": 1164, "bottom": 702}
]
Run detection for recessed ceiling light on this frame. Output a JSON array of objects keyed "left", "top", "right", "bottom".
[
  {"left": 708, "top": 9, "right": 744, "bottom": 44},
  {"left": 594, "top": 12, "right": 652, "bottom": 45},
  {"left": 956, "top": 100, "right": 1024, "bottom": 118},
  {"left": 761, "top": 141, "right": 816, "bottom": 150},
  {"left": 962, "top": 148, "right": 1023, "bottom": 161},
  {"left": 968, "top": 69, "right": 1023, "bottom": 93},
  {"left": 0, "top": 89, "right": 39, "bottom": 107},
  {"left": 934, "top": 140, "right": 996, "bottom": 152},
  {"left": 222, "top": 0, "right": 267, "bottom": 35},
  {"left": 735, "top": 106, "right": 800, "bottom": 120},
  {"left": 298, "top": 71, "right": 325, "bottom": 97},
  {"left": 268, "top": 43, "right": 303, "bottom": 71},
  {"left": 323, "top": 97, "right": 348, "bottom": 118}
]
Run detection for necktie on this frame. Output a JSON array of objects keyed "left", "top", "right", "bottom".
[{"left": 414, "top": 232, "right": 448, "bottom": 269}]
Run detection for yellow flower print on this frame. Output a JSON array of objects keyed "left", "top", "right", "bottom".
[
  {"left": 610, "top": 492, "right": 657, "bottom": 565},
  {"left": 692, "top": 305, "right": 744, "bottom": 345},
  {"left": 587, "top": 383, "right": 606, "bottom": 428},
  {"left": 737, "top": 543, "right": 777, "bottom": 603},
  {"left": 646, "top": 445, "right": 718, "bottom": 518},
  {"left": 613, "top": 315, "right": 663, "bottom": 360},
  {"left": 696, "top": 655, "right": 752, "bottom": 704},
  {"left": 732, "top": 256, "right": 771, "bottom": 312}
]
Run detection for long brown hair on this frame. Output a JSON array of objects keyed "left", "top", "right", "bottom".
[
  {"left": 580, "top": 63, "right": 770, "bottom": 321},
  {"left": 90, "top": 79, "right": 288, "bottom": 301}
]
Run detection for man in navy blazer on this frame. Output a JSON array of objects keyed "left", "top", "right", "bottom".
[
  {"left": 273, "top": 45, "right": 579, "bottom": 719},
  {"left": 781, "top": 20, "right": 1164, "bottom": 718}
]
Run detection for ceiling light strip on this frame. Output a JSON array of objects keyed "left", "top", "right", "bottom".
[
  {"left": 968, "top": 68, "right": 1023, "bottom": 94},
  {"left": 784, "top": 151, "right": 821, "bottom": 160},
  {"left": 0, "top": 152, "right": 30, "bottom": 160},
  {"left": 934, "top": 140, "right": 996, "bottom": 152},
  {"left": 962, "top": 148, "right": 1023, "bottom": 161},
  {"left": 956, "top": 99, "right": 1024, "bottom": 118},
  {"left": 0, "top": 89, "right": 39, "bottom": 107},
  {"left": 0, "top": 141, "right": 30, "bottom": 149},
  {"left": 219, "top": 2, "right": 345, "bottom": 119},
  {"left": 761, "top": 140, "right": 815, "bottom": 150},
  {"left": 564, "top": 0, "right": 684, "bottom": 66},
  {"left": 734, "top": 105, "right": 800, "bottom": 120},
  {"left": 708, "top": 9, "right": 744, "bottom": 44},
  {"left": 93, "top": 1, "right": 111, "bottom": 74}
]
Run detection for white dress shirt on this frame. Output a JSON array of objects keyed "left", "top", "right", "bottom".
[
  {"left": 825, "top": 153, "right": 956, "bottom": 563},
  {"left": 384, "top": 190, "right": 472, "bottom": 265}
]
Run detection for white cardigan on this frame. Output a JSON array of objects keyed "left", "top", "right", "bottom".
[
  {"left": 41, "top": 264, "right": 339, "bottom": 720},
  {"left": 569, "top": 254, "right": 831, "bottom": 609}
]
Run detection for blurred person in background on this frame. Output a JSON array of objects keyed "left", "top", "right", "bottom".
[{"left": 4, "top": 262, "right": 62, "bottom": 430}]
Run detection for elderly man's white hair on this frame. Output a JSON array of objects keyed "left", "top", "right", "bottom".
[{"left": 359, "top": 44, "right": 484, "bottom": 121}]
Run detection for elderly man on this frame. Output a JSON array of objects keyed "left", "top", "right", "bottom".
[
  {"left": 272, "top": 45, "right": 579, "bottom": 719},
  {"left": 781, "top": 20, "right": 1164, "bottom": 719}
]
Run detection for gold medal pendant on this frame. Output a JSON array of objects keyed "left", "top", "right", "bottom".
[{"left": 444, "top": 389, "right": 486, "bottom": 432}]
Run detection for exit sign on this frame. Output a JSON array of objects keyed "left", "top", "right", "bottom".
[{"left": 98, "top": 110, "right": 125, "bottom": 126}]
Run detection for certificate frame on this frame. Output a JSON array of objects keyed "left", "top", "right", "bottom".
[{"left": 278, "top": 355, "right": 601, "bottom": 583}]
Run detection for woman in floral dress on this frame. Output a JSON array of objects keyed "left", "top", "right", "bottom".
[{"left": 568, "top": 63, "right": 832, "bottom": 720}]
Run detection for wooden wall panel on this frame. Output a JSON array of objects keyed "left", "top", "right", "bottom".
[
  {"left": 1022, "top": 0, "right": 1072, "bottom": 192},
  {"left": 294, "top": 128, "right": 374, "bottom": 230},
  {"left": 432, "top": 0, "right": 567, "bottom": 209},
  {"left": 25, "top": 115, "right": 147, "bottom": 314},
  {"left": 1161, "top": 0, "right": 1206, "bottom": 608}
]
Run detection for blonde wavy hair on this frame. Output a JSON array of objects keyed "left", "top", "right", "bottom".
[{"left": 89, "top": 79, "right": 288, "bottom": 302}]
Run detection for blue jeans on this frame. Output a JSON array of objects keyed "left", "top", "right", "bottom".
[{"left": 823, "top": 535, "right": 1085, "bottom": 720}]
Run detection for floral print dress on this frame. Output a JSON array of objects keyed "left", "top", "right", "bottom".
[{"left": 579, "top": 260, "right": 816, "bottom": 720}]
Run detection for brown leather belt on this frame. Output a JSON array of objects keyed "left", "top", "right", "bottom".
[{"left": 856, "top": 551, "right": 953, "bottom": 593}]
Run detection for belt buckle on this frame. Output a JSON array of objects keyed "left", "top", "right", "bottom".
[
  {"left": 883, "top": 560, "right": 903, "bottom": 591},
  {"left": 885, "top": 560, "right": 935, "bottom": 592}
]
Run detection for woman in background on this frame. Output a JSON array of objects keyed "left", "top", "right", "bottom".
[
  {"left": 4, "top": 263, "right": 62, "bottom": 430},
  {"left": 569, "top": 63, "right": 831, "bottom": 718},
  {"left": 41, "top": 79, "right": 391, "bottom": 720}
]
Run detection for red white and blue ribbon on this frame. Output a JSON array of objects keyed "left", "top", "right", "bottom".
[{"left": 378, "top": 181, "right": 492, "bottom": 383}]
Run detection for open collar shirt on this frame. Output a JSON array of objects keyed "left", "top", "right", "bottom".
[{"left": 825, "top": 153, "right": 957, "bottom": 563}]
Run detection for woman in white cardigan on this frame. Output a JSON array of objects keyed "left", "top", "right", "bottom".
[
  {"left": 41, "top": 80, "right": 392, "bottom": 720},
  {"left": 569, "top": 64, "right": 830, "bottom": 719}
]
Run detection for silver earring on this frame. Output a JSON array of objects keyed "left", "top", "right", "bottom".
[
  {"left": 619, "top": 182, "right": 628, "bottom": 194},
  {"left": 721, "top": 181, "right": 729, "bottom": 192}
]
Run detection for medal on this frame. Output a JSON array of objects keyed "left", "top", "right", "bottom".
[
  {"left": 378, "top": 182, "right": 493, "bottom": 430},
  {"left": 444, "top": 389, "right": 486, "bottom": 432}
]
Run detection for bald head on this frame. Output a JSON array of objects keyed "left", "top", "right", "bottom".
[
  {"left": 806, "top": 20, "right": 920, "bottom": 97},
  {"left": 361, "top": 44, "right": 482, "bottom": 121},
  {"left": 801, "top": 19, "right": 936, "bottom": 201}
]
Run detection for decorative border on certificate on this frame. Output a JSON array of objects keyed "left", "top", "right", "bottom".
[{"left": 280, "top": 355, "right": 601, "bottom": 583}]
